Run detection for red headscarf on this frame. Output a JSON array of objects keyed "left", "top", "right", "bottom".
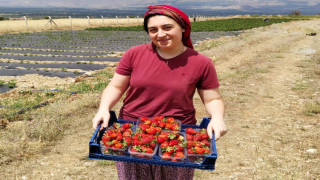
[{"left": 144, "top": 5, "right": 194, "bottom": 49}]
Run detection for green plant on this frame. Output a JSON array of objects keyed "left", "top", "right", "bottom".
[
  {"left": 0, "top": 80, "right": 5, "bottom": 86},
  {"left": 7, "top": 80, "right": 16, "bottom": 88}
]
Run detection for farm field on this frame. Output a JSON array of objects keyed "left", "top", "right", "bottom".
[
  {"left": 0, "top": 30, "right": 240, "bottom": 79},
  {"left": 0, "top": 17, "right": 319, "bottom": 179}
]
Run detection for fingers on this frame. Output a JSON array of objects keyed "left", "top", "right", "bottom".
[
  {"left": 92, "top": 116, "right": 101, "bottom": 130},
  {"left": 207, "top": 126, "right": 214, "bottom": 140}
]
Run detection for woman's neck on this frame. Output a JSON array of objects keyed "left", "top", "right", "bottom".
[{"left": 157, "top": 44, "right": 186, "bottom": 59}]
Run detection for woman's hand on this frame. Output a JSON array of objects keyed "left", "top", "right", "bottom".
[
  {"left": 92, "top": 110, "right": 110, "bottom": 130},
  {"left": 198, "top": 87, "right": 226, "bottom": 141},
  {"left": 207, "top": 117, "right": 227, "bottom": 141}
]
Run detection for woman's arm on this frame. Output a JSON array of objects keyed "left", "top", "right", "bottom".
[
  {"left": 197, "top": 88, "right": 227, "bottom": 140},
  {"left": 92, "top": 73, "right": 130, "bottom": 129}
]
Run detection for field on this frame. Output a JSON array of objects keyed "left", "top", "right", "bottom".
[{"left": 0, "top": 16, "right": 320, "bottom": 179}]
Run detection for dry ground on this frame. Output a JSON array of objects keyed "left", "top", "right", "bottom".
[{"left": 0, "top": 19, "right": 319, "bottom": 179}]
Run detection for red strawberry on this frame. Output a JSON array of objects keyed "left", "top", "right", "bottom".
[
  {"left": 203, "top": 147, "right": 211, "bottom": 154},
  {"left": 193, "top": 134, "right": 202, "bottom": 141},
  {"left": 165, "top": 123, "right": 173, "bottom": 130},
  {"left": 140, "top": 116, "right": 149, "bottom": 122},
  {"left": 162, "top": 152, "right": 171, "bottom": 160},
  {"left": 186, "top": 134, "right": 193, "bottom": 141},
  {"left": 123, "top": 137, "right": 132, "bottom": 146},
  {"left": 146, "top": 127, "right": 157, "bottom": 135},
  {"left": 174, "top": 151, "right": 185, "bottom": 158},
  {"left": 157, "top": 135, "right": 167, "bottom": 144},
  {"left": 115, "top": 143, "right": 123, "bottom": 149},
  {"left": 160, "top": 141, "right": 169, "bottom": 149},
  {"left": 122, "top": 122, "right": 132, "bottom": 129},
  {"left": 132, "top": 139, "right": 141, "bottom": 146},
  {"left": 186, "top": 127, "right": 197, "bottom": 135},
  {"left": 187, "top": 148, "right": 194, "bottom": 154},
  {"left": 201, "top": 133, "right": 209, "bottom": 140},
  {"left": 187, "top": 141, "right": 194, "bottom": 149},
  {"left": 169, "top": 139, "right": 179, "bottom": 146},
  {"left": 145, "top": 147, "right": 154, "bottom": 154},
  {"left": 165, "top": 146, "right": 174, "bottom": 155},
  {"left": 116, "top": 135, "right": 123, "bottom": 141},
  {"left": 149, "top": 142, "right": 156, "bottom": 149},
  {"left": 122, "top": 130, "right": 131, "bottom": 137},
  {"left": 110, "top": 132, "right": 117, "bottom": 139},
  {"left": 172, "top": 123, "right": 180, "bottom": 131},
  {"left": 201, "top": 139, "right": 210, "bottom": 146},
  {"left": 174, "top": 144, "right": 184, "bottom": 152},
  {"left": 166, "top": 117, "right": 175, "bottom": 124},
  {"left": 159, "top": 122, "right": 166, "bottom": 128},
  {"left": 102, "top": 135, "right": 111, "bottom": 143},
  {"left": 195, "top": 147, "right": 205, "bottom": 154}
]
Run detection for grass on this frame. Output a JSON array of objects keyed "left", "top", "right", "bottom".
[{"left": 87, "top": 18, "right": 299, "bottom": 32}]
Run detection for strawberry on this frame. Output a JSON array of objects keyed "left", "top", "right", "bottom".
[
  {"left": 201, "top": 133, "right": 209, "bottom": 140},
  {"left": 157, "top": 135, "right": 167, "bottom": 144},
  {"left": 165, "top": 146, "right": 174, "bottom": 155},
  {"left": 123, "top": 137, "right": 132, "bottom": 146},
  {"left": 201, "top": 139, "right": 210, "bottom": 146},
  {"left": 166, "top": 117, "right": 175, "bottom": 124},
  {"left": 165, "top": 123, "right": 173, "bottom": 130},
  {"left": 102, "top": 135, "right": 111, "bottom": 143},
  {"left": 122, "top": 130, "right": 131, "bottom": 137},
  {"left": 162, "top": 152, "right": 171, "bottom": 160},
  {"left": 159, "top": 121, "right": 166, "bottom": 128},
  {"left": 187, "top": 141, "right": 194, "bottom": 149},
  {"left": 110, "top": 132, "right": 117, "bottom": 139},
  {"left": 169, "top": 139, "right": 179, "bottom": 146},
  {"left": 174, "top": 144, "right": 184, "bottom": 152},
  {"left": 122, "top": 122, "right": 132, "bottom": 129},
  {"left": 115, "top": 143, "right": 123, "bottom": 149},
  {"left": 140, "top": 116, "right": 149, "bottom": 122},
  {"left": 172, "top": 123, "right": 180, "bottom": 131},
  {"left": 145, "top": 147, "right": 154, "bottom": 154},
  {"left": 160, "top": 141, "right": 169, "bottom": 149},
  {"left": 186, "top": 127, "right": 197, "bottom": 135},
  {"left": 203, "top": 147, "right": 211, "bottom": 154},
  {"left": 195, "top": 147, "right": 205, "bottom": 154},
  {"left": 186, "top": 134, "right": 193, "bottom": 141},
  {"left": 154, "top": 116, "right": 164, "bottom": 121},
  {"left": 174, "top": 151, "right": 185, "bottom": 158},
  {"left": 146, "top": 127, "right": 157, "bottom": 135},
  {"left": 132, "top": 139, "right": 141, "bottom": 146},
  {"left": 116, "top": 135, "right": 123, "bottom": 141},
  {"left": 193, "top": 134, "right": 202, "bottom": 141},
  {"left": 187, "top": 148, "right": 195, "bottom": 154}
]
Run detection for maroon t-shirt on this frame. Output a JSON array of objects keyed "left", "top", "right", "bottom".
[{"left": 116, "top": 43, "right": 220, "bottom": 125}]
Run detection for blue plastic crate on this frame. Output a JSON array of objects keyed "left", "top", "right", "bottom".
[{"left": 89, "top": 111, "right": 218, "bottom": 171}]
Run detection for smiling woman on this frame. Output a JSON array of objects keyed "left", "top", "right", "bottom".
[{"left": 92, "top": 4, "right": 227, "bottom": 180}]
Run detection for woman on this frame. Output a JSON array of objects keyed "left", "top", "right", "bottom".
[{"left": 92, "top": 5, "right": 227, "bottom": 180}]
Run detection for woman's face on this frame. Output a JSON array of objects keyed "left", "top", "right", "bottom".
[{"left": 147, "top": 15, "right": 185, "bottom": 50}]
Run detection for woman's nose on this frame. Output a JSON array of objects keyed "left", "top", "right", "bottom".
[{"left": 157, "top": 29, "right": 166, "bottom": 37}]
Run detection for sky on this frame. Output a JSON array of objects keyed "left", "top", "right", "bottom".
[{"left": 1, "top": 0, "right": 320, "bottom": 14}]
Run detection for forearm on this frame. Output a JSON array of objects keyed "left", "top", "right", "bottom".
[
  {"left": 97, "top": 73, "right": 130, "bottom": 112},
  {"left": 97, "top": 84, "right": 126, "bottom": 112},
  {"left": 204, "top": 98, "right": 225, "bottom": 121}
]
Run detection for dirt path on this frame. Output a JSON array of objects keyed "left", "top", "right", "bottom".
[{"left": 1, "top": 19, "right": 319, "bottom": 179}]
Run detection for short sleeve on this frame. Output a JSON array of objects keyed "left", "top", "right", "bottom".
[
  {"left": 197, "top": 60, "right": 220, "bottom": 89},
  {"left": 115, "top": 50, "right": 133, "bottom": 76}
]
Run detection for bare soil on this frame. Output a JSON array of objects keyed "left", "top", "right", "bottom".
[{"left": 0, "top": 19, "right": 319, "bottom": 179}]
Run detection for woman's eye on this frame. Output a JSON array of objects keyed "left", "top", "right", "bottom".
[
  {"left": 149, "top": 29, "right": 157, "bottom": 33},
  {"left": 164, "top": 26, "right": 172, "bottom": 30}
]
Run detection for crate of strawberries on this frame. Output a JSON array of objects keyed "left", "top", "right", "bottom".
[{"left": 89, "top": 111, "right": 218, "bottom": 171}]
